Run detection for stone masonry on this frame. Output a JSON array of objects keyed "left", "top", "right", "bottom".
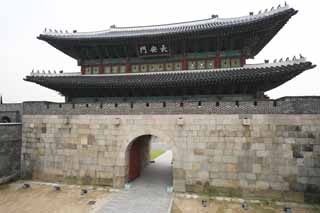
[
  {"left": 0, "top": 103, "right": 22, "bottom": 183},
  {"left": 21, "top": 98, "right": 320, "bottom": 201},
  {"left": 0, "top": 124, "right": 22, "bottom": 181}
]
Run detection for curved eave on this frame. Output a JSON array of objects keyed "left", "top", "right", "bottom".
[
  {"left": 24, "top": 61, "right": 316, "bottom": 97},
  {"left": 37, "top": 7, "right": 297, "bottom": 59}
]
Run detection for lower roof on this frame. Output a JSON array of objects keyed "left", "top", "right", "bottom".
[{"left": 25, "top": 58, "right": 316, "bottom": 98}]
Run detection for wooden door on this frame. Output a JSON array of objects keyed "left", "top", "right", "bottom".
[{"left": 128, "top": 142, "right": 140, "bottom": 182}]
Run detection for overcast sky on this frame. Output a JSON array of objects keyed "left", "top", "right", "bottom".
[{"left": 1, "top": 0, "right": 319, "bottom": 103}]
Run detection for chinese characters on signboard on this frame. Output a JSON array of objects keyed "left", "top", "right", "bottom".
[{"left": 138, "top": 44, "right": 170, "bottom": 57}]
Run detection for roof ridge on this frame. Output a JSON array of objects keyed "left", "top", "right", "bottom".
[{"left": 40, "top": 4, "right": 292, "bottom": 36}]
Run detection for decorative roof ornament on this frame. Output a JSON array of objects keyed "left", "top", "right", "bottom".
[
  {"left": 36, "top": 70, "right": 40, "bottom": 74},
  {"left": 285, "top": 1, "right": 288, "bottom": 6},
  {"left": 299, "top": 54, "right": 305, "bottom": 59},
  {"left": 65, "top": 30, "right": 68, "bottom": 33},
  {"left": 286, "top": 57, "right": 290, "bottom": 61},
  {"left": 110, "top": 24, "right": 116, "bottom": 29},
  {"left": 273, "top": 59, "right": 277, "bottom": 63},
  {"left": 264, "top": 9, "right": 268, "bottom": 13},
  {"left": 271, "top": 7, "right": 274, "bottom": 11},
  {"left": 258, "top": 10, "right": 262, "bottom": 14},
  {"left": 293, "top": 56, "right": 297, "bottom": 60},
  {"left": 54, "top": 70, "right": 56, "bottom": 74},
  {"left": 48, "top": 70, "right": 51, "bottom": 74},
  {"left": 278, "top": 4, "right": 281, "bottom": 9},
  {"left": 211, "top": 14, "right": 219, "bottom": 18},
  {"left": 42, "top": 70, "right": 45, "bottom": 74},
  {"left": 54, "top": 29, "right": 58, "bottom": 33},
  {"left": 44, "top": 28, "right": 47, "bottom": 33},
  {"left": 279, "top": 58, "right": 283, "bottom": 62},
  {"left": 49, "top": 29, "right": 52, "bottom": 32},
  {"left": 60, "top": 30, "right": 63, "bottom": 33},
  {"left": 31, "top": 69, "right": 34, "bottom": 74}
]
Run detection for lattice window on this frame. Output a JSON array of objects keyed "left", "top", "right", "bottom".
[
  {"left": 165, "top": 63, "right": 173, "bottom": 71},
  {"left": 231, "top": 58, "right": 240, "bottom": 68},
  {"left": 85, "top": 67, "right": 92, "bottom": 74},
  {"left": 158, "top": 64, "right": 164, "bottom": 71},
  {"left": 92, "top": 66, "right": 99, "bottom": 74},
  {"left": 188, "top": 61, "right": 196, "bottom": 70},
  {"left": 132, "top": 65, "right": 139, "bottom": 73},
  {"left": 197, "top": 60, "right": 206, "bottom": 69},
  {"left": 112, "top": 65, "right": 119, "bottom": 73},
  {"left": 175, "top": 62, "right": 182, "bottom": 70},
  {"left": 206, "top": 60, "right": 214, "bottom": 69},
  {"left": 141, "top": 64, "right": 148, "bottom": 72},
  {"left": 104, "top": 66, "right": 111, "bottom": 74},
  {"left": 221, "top": 59, "right": 231, "bottom": 68},
  {"left": 119, "top": 65, "right": 126, "bottom": 73}
]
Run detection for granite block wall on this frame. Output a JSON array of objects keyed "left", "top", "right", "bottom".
[
  {"left": 21, "top": 112, "right": 320, "bottom": 200},
  {"left": 0, "top": 124, "right": 22, "bottom": 181}
]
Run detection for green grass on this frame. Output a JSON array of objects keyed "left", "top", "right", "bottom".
[{"left": 150, "top": 150, "right": 166, "bottom": 160}]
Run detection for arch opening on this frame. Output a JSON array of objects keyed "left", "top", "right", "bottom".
[{"left": 125, "top": 134, "right": 173, "bottom": 187}]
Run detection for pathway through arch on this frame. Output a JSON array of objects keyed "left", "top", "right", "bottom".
[{"left": 95, "top": 150, "right": 173, "bottom": 213}]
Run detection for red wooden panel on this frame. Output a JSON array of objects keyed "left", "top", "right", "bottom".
[{"left": 128, "top": 142, "right": 141, "bottom": 182}]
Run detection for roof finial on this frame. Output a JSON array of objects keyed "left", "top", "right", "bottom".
[
  {"left": 286, "top": 57, "right": 290, "bottom": 61},
  {"left": 299, "top": 54, "right": 305, "bottom": 59},
  {"left": 271, "top": 7, "right": 274, "bottom": 11},
  {"left": 279, "top": 58, "right": 283, "bottom": 62},
  {"left": 285, "top": 1, "right": 288, "bottom": 6},
  {"left": 60, "top": 30, "right": 63, "bottom": 33},
  {"left": 110, "top": 24, "right": 116, "bottom": 28},
  {"left": 65, "top": 30, "right": 68, "bottom": 33},
  {"left": 273, "top": 59, "right": 277, "bottom": 63},
  {"left": 278, "top": 4, "right": 281, "bottom": 9},
  {"left": 44, "top": 28, "right": 47, "bottom": 33},
  {"left": 264, "top": 8, "right": 268, "bottom": 13},
  {"left": 54, "top": 29, "right": 58, "bottom": 33},
  {"left": 258, "top": 10, "right": 262, "bottom": 14},
  {"left": 293, "top": 56, "right": 297, "bottom": 61},
  {"left": 49, "top": 29, "right": 52, "bottom": 32}
]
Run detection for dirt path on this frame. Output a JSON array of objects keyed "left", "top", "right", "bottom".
[
  {"left": 172, "top": 197, "right": 320, "bottom": 213},
  {"left": 0, "top": 182, "right": 109, "bottom": 213}
]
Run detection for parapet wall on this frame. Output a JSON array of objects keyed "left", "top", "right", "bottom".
[
  {"left": 0, "top": 103, "right": 22, "bottom": 122},
  {"left": 23, "top": 97, "right": 320, "bottom": 115}
]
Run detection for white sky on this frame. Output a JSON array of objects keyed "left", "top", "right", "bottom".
[{"left": 1, "top": 0, "right": 319, "bottom": 103}]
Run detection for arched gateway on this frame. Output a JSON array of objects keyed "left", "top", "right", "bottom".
[{"left": 122, "top": 130, "right": 176, "bottom": 184}]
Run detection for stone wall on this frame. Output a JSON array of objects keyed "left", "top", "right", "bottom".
[
  {"left": 21, "top": 112, "right": 320, "bottom": 202},
  {"left": 0, "top": 124, "right": 22, "bottom": 182}
]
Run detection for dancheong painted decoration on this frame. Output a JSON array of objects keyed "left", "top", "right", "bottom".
[{"left": 25, "top": 3, "right": 316, "bottom": 101}]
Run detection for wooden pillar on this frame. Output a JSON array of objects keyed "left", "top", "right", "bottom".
[
  {"left": 214, "top": 52, "right": 221, "bottom": 68},
  {"left": 81, "top": 66, "right": 85, "bottom": 75},
  {"left": 240, "top": 56, "right": 246, "bottom": 67},
  {"left": 99, "top": 64, "right": 104, "bottom": 74},
  {"left": 181, "top": 58, "right": 187, "bottom": 70},
  {"left": 126, "top": 63, "right": 131, "bottom": 73}
]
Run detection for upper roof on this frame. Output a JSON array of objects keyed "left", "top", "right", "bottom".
[{"left": 38, "top": 4, "right": 296, "bottom": 41}]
